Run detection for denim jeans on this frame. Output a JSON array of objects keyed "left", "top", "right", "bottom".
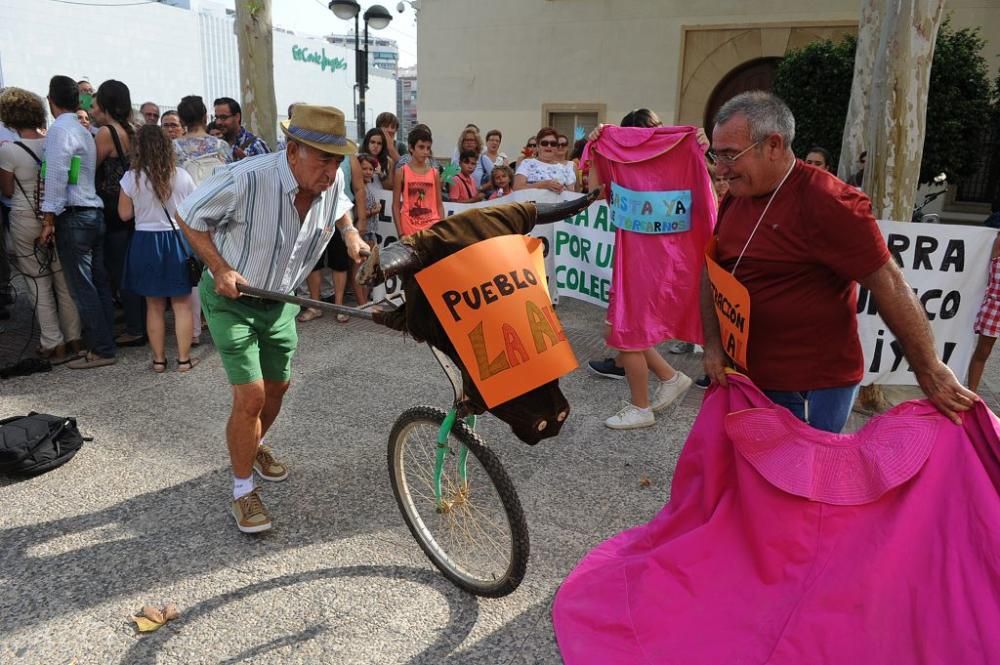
[
  {"left": 763, "top": 384, "right": 861, "bottom": 434},
  {"left": 55, "top": 207, "right": 116, "bottom": 357},
  {"left": 105, "top": 225, "right": 146, "bottom": 337}
]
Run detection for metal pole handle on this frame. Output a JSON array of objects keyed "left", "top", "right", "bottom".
[{"left": 235, "top": 284, "right": 376, "bottom": 321}]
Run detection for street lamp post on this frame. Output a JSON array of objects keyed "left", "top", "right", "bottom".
[{"left": 328, "top": 1, "right": 392, "bottom": 140}]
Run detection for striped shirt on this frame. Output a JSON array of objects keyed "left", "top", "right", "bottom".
[
  {"left": 41, "top": 112, "right": 103, "bottom": 214},
  {"left": 178, "top": 150, "right": 353, "bottom": 294}
]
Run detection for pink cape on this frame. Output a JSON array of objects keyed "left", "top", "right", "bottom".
[
  {"left": 583, "top": 126, "right": 716, "bottom": 350},
  {"left": 553, "top": 375, "right": 1000, "bottom": 664}
]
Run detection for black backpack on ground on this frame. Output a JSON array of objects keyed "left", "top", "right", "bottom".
[{"left": 0, "top": 413, "right": 88, "bottom": 476}]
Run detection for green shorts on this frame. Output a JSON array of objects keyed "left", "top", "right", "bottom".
[{"left": 200, "top": 273, "right": 299, "bottom": 385}]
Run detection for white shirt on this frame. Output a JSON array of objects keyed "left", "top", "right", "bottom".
[
  {"left": 0, "top": 137, "right": 45, "bottom": 214},
  {"left": 41, "top": 112, "right": 103, "bottom": 213},
  {"left": 179, "top": 150, "right": 354, "bottom": 294},
  {"left": 515, "top": 158, "right": 576, "bottom": 187},
  {"left": 119, "top": 168, "right": 196, "bottom": 232}
]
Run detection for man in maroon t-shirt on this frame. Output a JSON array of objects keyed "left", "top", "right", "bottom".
[{"left": 700, "top": 91, "right": 976, "bottom": 432}]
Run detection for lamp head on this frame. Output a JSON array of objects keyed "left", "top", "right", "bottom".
[
  {"left": 329, "top": 0, "right": 360, "bottom": 20},
  {"left": 364, "top": 4, "right": 393, "bottom": 29}
]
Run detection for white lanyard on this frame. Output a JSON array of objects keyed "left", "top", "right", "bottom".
[{"left": 731, "top": 160, "right": 796, "bottom": 277}]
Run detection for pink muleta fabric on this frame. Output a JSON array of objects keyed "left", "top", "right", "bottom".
[
  {"left": 553, "top": 374, "right": 1000, "bottom": 664},
  {"left": 582, "top": 126, "right": 717, "bottom": 350}
]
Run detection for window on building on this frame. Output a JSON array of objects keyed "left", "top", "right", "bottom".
[{"left": 547, "top": 111, "right": 599, "bottom": 145}]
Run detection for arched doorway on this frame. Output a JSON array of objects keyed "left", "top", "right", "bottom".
[{"left": 703, "top": 57, "right": 782, "bottom": 129}]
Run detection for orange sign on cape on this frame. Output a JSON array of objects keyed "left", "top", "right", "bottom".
[
  {"left": 705, "top": 238, "right": 751, "bottom": 369},
  {"left": 415, "top": 235, "right": 578, "bottom": 407}
]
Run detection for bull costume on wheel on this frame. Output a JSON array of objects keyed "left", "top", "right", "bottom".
[{"left": 358, "top": 190, "right": 601, "bottom": 445}]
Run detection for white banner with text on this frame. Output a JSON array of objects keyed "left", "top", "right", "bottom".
[{"left": 363, "top": 190, "right": 990, "bottom": 387}]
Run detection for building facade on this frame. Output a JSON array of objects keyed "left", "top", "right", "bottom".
[
  {"left": 397, "top": 65, "right": 418, "bottom": 138},
  {"left": 417, "top": 0, "right": 998, "bottom": 215},
  {"left": 327, "top": 33, "right": 401, "bottom": 72},
  {"left": 0, "top": 0, "right": 397, "bottom": 141}
]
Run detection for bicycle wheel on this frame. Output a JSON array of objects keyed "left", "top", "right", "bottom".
[{"left": 388, "top": 406, "right": 529, "bottom": 597}]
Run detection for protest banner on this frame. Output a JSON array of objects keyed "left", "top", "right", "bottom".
[
  {"left": 365, "top": 188, "right": 613, "bottom": 306},
  {"left": 858, "top": 220, "right": 993, "bottom": 385},
  {"left": 415, "top": 235, "right": 578, "bottom": 407}
]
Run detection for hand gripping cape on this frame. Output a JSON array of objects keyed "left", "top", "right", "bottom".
[
  {"left": 553, "top": 374, "right": 1000, "bottom": 664},
  {"left": 364, "top": 194, "right": 599, "bottom": 445}
]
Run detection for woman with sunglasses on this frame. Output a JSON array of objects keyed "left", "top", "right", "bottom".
[{"left": 513, "top": 127, "right": 577, "bottom": 193}]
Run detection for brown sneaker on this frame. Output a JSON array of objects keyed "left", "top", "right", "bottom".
[
  {"left": 231, "top": 489, "right": 272, "bottom": 533},
  {"left": 67, "top": 352, "right": 117, "bottom": 370},
  {"left": 253, "top": 444, "right": 288, "bottom": 481}
]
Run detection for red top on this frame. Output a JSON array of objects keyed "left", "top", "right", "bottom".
[
  {"left": 448, "top": 171, "right": 478, "bottom": 202},
  {"left": 714, "top": 161, "right": 890, "bottom": 390},
  {"left": 399, "top": 163, "right": 442, "bottom": 236}
]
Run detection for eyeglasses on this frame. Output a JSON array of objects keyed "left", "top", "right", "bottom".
[
  {"left": 527, "top": 143, "right": 537, "bottom": 148},
  {"left": 557, "top": 142, "right": 568, "bottom": 148},
  {"left": 538, "top": 140, "right": 558, "bottom": 148},
  {"left": 214, "top": 114, "right": 233, "bottom": 122},
  {"left": 707, "top": 141, "right": 760, "bottom": 165}
]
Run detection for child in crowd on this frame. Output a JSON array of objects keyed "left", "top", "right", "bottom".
[
  {"left": 488, "top": 164, "right": 515, "bottom": 200},
  {"left": 357, "top": 152, "right": 383, "bottom": 247},
  {"left": 968, "top": 230, "right": 1000, "bottom": 392},
  {"left": 448, "top": 149, "right": 485, "bottom": 203},
  {"left": 393, "top": 125, "right": 444, "bottom": 237},
  {"left": 117, "top": 124, "right": 198, "bottom": 372}
]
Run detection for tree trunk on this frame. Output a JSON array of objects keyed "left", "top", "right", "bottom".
[
  {"left": 841, "top": 0, "right": 946, "bottom": 413},
  {"left": 837, "top": 0, "right": 881, "bottom": 181},
  {"left": 235, "top": 0, "right": 277, "bottom": 150}
]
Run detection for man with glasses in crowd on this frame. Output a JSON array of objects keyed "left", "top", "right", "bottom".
[
  {"left": 140, "top": 101, "right": 160, "bottom": 125},
  {"left": 177, "top": 105, "right": 365, "bottom": 533},
  {"left": 701, "top": 91, "right": 975, "bottom": 432},
  {"left": 213, "top": 97, "right": 270, "bottom": 162}
]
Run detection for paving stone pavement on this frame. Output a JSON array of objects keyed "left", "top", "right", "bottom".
[{"left": 1, "top": 295, "right": 998, "bottom": 664}]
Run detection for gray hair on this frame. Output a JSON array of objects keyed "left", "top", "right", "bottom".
[{"left": 714, "top": 91, "right": 795, "bottom": 147}]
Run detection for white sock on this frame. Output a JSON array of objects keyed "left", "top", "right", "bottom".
[
  {"left": 233, "top": 474, "right": 255, "bottom": 500},
  {"left": 635, "top": 405, "right": 651, "bottom": 414},
  {"left": 661, "top": 373, "right": 679, "bottom": 385}
]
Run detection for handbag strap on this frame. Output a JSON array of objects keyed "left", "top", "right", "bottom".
[
  {"left": 108, "top": 126, "right": 127, "bottom": 163},
  {"left": 12, "top": 141, "right": 43, "bottom": 217},
  {"left": 14, "top": 141, "right": 41, "bottom": 165},
  {"left": 162, "top": 202, "right": 194, "bottom": 261},
  {"left": 12, "top": 175, "right": 37, "bottom": 215}
]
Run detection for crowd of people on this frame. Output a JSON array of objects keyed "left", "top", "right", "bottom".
[{"left": 0, "top": 73, "right": 991, "bottom": 533}]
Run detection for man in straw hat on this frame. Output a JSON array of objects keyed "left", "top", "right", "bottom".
[{"left": 177, "top": 105, "right": 367, "bottom": 533}]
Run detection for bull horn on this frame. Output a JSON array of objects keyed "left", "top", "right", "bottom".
[{"left": 535, "top": 188, "right": 602, "bottom": 225}]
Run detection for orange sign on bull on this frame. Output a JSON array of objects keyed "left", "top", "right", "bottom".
[{"left": 416, "top": 235, "right": 578, "bottom": 407}]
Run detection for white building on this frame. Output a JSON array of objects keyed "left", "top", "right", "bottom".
[{"left": 0, "top": 0, "right": 396, "bottom": 140}]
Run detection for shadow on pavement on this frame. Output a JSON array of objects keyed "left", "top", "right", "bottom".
[
  {"left": 119, "top": 565, "right": 481, "bottom": 665},
  {"left": 0, "top": 468, "right": 419, "bottom": 637}
]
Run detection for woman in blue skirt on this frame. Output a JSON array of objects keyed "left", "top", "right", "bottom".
[{"left": 118, "top": 124, "right": 198, "bottom": 372}]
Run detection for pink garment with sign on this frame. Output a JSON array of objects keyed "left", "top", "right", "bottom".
[
  {"left": 553, "top": 374, "right": 1000, "bottom": 664},
  {"left": 583, "top": 126, "right": 716, "bottom": 350}
]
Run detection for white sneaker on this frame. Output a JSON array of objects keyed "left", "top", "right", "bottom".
[
  {"left": 605, "top": 403, "right": 655, "bottom": 430},
  {"left": 651, "top": 372, "right": 693, "bottom": 412}
]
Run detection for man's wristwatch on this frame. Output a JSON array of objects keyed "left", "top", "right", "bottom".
[{"left": 339, "top": 223, "right": 360, "bottom": 236}]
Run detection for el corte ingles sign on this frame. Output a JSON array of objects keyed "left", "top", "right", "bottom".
[{"left": 291, "top": 45, "right": 348, "bottom": 74}]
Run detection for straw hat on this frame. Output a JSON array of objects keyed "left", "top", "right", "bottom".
[{"left": 280, "top": 105, "right": 357, "bottom": 156}]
